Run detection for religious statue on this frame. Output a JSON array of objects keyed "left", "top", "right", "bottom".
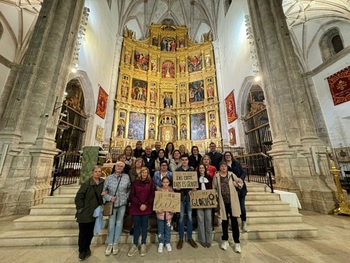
[
  {"left": 164, "top": 93, "right": 173, "bottom": 108},
  {"left": 117, "top": 121, "right": 125, "bottom": 137},
  {"left": 180, "top": 125, "right": 187, "bottom": 140}
]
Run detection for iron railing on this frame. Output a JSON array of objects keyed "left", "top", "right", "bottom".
[
  {"left": 235, "top": 152, "right": 275, "bottom": 193},
  {"left": 50, "top": 152, "right": 82, "bottom": 195}
]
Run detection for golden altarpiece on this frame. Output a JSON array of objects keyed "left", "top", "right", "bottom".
[{"left": 111, "top": 24, "right": 222, "bottom": 152}]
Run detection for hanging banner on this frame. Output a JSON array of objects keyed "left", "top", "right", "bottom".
[
  {"left": 96, "top": 86, "right": 108, "bottom": 119},
  {"left": 228, "top": 127, "right": 236, "bottom": 146},
  {"left": 327, "top": 66, "right": 350, "bottom": 106},
  {"left": 225, "top": 91, "right": 237, "bottom": 123}
]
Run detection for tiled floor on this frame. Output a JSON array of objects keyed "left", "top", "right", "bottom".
[{"left": 0, "top": 210, "right": 349, "bottom": 262}]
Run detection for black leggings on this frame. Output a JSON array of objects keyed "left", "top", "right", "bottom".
[{"left": 221, "top": 202, "right": 240, "bottom": 243}]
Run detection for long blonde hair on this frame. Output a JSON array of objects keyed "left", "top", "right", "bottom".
[{"left": 136, "top": 166, "right": 151, "bottom": 181}]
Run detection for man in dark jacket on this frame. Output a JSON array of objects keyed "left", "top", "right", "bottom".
[
  {"left": 133, "top": 141, "right": 145, "bottom": 158},
  {"left": 207, "top": 142, "right": 222, "bottom": 170},
  {"left": 75, "top": 166, "right": 104, "bottom": 261}
]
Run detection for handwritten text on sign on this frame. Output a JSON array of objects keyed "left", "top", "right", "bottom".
[
  {"left": 153, "top": 191, "right": 181, "bottom": 212},
  {"left": 173, "top": 171, "right": 198, "bottom": 189},
  {"left": 190, "top": 189, "right": 217, "bottom": 209}
]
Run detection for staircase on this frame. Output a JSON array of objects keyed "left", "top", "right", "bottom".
[{"left": 0, "top": 182, "right": 317, "bottom": 246}]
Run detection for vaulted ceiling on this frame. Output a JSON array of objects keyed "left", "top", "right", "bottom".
[{"left": 1, "top": 0, "right": 349, "bottom": 59}]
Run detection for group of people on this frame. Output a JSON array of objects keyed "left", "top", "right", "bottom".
[{"left": 74, "top": 141, "right": 248, "bottom": 261}]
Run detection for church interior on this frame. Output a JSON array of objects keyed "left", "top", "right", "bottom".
[{"left": 0, "top": 0, "right": 350, "bottom": 218}]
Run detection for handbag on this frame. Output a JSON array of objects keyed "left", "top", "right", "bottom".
[
  {"left": 103, "top": 201, "right": 114, "bottom": 216},
  {"left": 102, "top": 175, "right": 123, "bottom": 216}
]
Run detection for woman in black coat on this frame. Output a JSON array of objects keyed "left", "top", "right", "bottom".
[{"left": 75, "top": 166, "right": 104, "bottom": 261}]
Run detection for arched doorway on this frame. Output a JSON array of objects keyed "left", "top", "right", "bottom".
[
  {"left": 55, "top": 79, "right": 87, "bottom": 153},
  {"left": 244, "top": 85, "right": 272, "bottom": 154}
]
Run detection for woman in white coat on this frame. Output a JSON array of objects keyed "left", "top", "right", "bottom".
[{"left": 212, "top": 161, "right": 243, "bottom": 253}]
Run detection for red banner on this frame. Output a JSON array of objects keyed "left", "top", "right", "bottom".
[
  {"left": 228, "top": 128, "right": 236, "bottom": 146},
  {"left": 327, "top": 66, "right": 350, "bottom": 105},
  {"left": 96, "top": 86, "right": 108, "bottom": 119},
  {"left": 225, "top": 91, "right": 237, "bottom": 123}
]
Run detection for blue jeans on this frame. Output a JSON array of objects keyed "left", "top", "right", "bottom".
[
  {"left": 179, "top": 194, "right": 192, "bottom": 240},
  {"left": 157, "top": 218, "right": 171, "bottom": 244},
  {"left": 107, "top": 205, "right": 126, "bottom": 244},
  {"left": 133, "top": 215, "right": 149, "bottom": 245},
  {"left": 239, "top": 195, "right": 247, "bottom": 221}
]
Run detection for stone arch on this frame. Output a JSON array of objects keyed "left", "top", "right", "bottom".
[
  {"left": 66, "top": 70, "right": 95, "bottom": 147},
  {"left": 319, "top": 27, "right": 344, "bottom": 62},
  {"left": 0, "top": 22, "right": 3, "bottom": 39}
]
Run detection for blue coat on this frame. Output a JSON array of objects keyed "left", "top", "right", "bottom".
[{"left": 153, "top": 170, "right": 173, "bottom": 189}]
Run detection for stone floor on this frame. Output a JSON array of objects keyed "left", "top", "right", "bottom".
[{"left": 0, "top": 210, "right": 349, "bottom": 263}]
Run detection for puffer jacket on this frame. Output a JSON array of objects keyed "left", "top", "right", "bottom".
[{"left": 75, "top": 177, "right": 104, "bottom": 223}]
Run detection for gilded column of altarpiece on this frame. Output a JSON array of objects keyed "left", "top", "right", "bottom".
[{"left": 111, "top": 24, "right": 222, "bottom": 152}]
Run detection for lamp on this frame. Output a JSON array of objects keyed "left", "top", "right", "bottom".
[{"left": 52, "top": 92, "right": 68, "bottom": 115}]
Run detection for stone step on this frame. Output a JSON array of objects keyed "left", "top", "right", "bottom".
[
  {"left": 43, "top": 195, "right": 75, "bottom": 204},
  {"left": 13, "top": 215, "right": 87, "bottom": 230},
  {"left": 30, "top": 204, "right": 76, "bottom": 216},
  {"left": 0, "top": 222, "right": 317, "bottom": 247},
  {"left": 57, "top": 186, "right": 80, "bottom": 195},
  {"left": 246, "top": 211, "right": 303, "bottom": 224},
  {"left": 246, "top": 202, "right": 293, "bottom": 212},
  {"left": 246, "top": 192, "right": 281, "bottom": 201}
]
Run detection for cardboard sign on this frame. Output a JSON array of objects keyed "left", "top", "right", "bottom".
[
  {"left": 173, "top": 171, "right": 198, "bottom": 189},
  {"left": 153, "top": 191, "right": 181, "bottom": 212},
  {"left": 189, "top": 189, "right": 217, "bottom": 209}
]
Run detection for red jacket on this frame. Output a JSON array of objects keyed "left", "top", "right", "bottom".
[{"left": 130, "top": 179, "right": 155, "bottom": 216}]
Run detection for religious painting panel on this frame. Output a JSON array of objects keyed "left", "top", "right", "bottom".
[
  {"left": 161, "top": 60, "right": 175, "bottom": 78},
  {"left": 188, "top": 54, "right": 202, "bottom": 73},
  {"left": 134, "top": 50, "right": 149, "bottom": 71},
  {"left": 120, "top": 75, "right": 130, "bottom": 97},
  {"left": 225, "top": 91, "right": 237, "bottom": 124},
  {"left": 150, "top": 58, "right": 158, "bottom": 72},
  {"left": 209, "top": 111, "right": 215, "bottom": 120},
  {"left": 334, "top": 147, "right": 350, "bottom": 163},
  {"left": 206, "top": 77, "right": 214, "bottom": 98},
  {"left": 96, "top": 85, "right": 108, "bottom": 119},
  {"left": 128, "top": 112, "right": 145, "bottom": 140},
  {"left": 327, "top": 66, "right": 350, "bottom": 105},
  {"left": 229, "top": 127, "right": 236, "bottom": 146},
  {"left": 119, "top": 110, "right": 126, "bottom": 119},
  {"left": 131, "top": 78, "right": 147, "bottom": 102},
  {"left": 149, "top": 82, "right": 157, "bottom": 103},
  {"left": 160, "top": 36, "right": 176, "bottom": 51},
  {"left": 189, "top": 80, "right": 205, "bottom": 103},
  {"left": 190, "top": 113, "right": 207, "bottom": 140},
  {"left": 209, "top": 121, "right": 218, "bottom": 138}
]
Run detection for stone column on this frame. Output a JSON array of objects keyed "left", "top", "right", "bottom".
[
  {"left": 0, "top": 0, "right": 85, "bottom": 215},
  {"left": 247, "top": 0, "right": 335, "bottom": 213}
]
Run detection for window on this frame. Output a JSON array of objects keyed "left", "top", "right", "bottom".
[
  {"left": 319, "top": 27, "right": 344, "bottom": 62},
  {"left": 331, "top": 35, "right": 344, "bottom": 54}
]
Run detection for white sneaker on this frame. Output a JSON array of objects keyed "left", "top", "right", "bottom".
[
  {"left": 127, "top": 245, "right": 138, "bottom": 257},
  {"left": 140, "top": 244, "right": 146, "bottom": 257},
  {"left": 234, "top": 243, "right": 241, "bottom": 253},
  {"left": 165, "top": 243, "right": 172, "bottom": 252},
  {"left": 105, "top": 244, "right": 113, "bottom": 256},
  {"left": 112, "top": 243, "right": 118, "bottom": 255},
  {"left": 221, "top": 240, "right": 229, "bottom": 251},
  {"left": 158, "top": 243, "right": 164, "bottom": 253},
  {"left": 242, "top": 221, "right": 248, "bottom": 232}
]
